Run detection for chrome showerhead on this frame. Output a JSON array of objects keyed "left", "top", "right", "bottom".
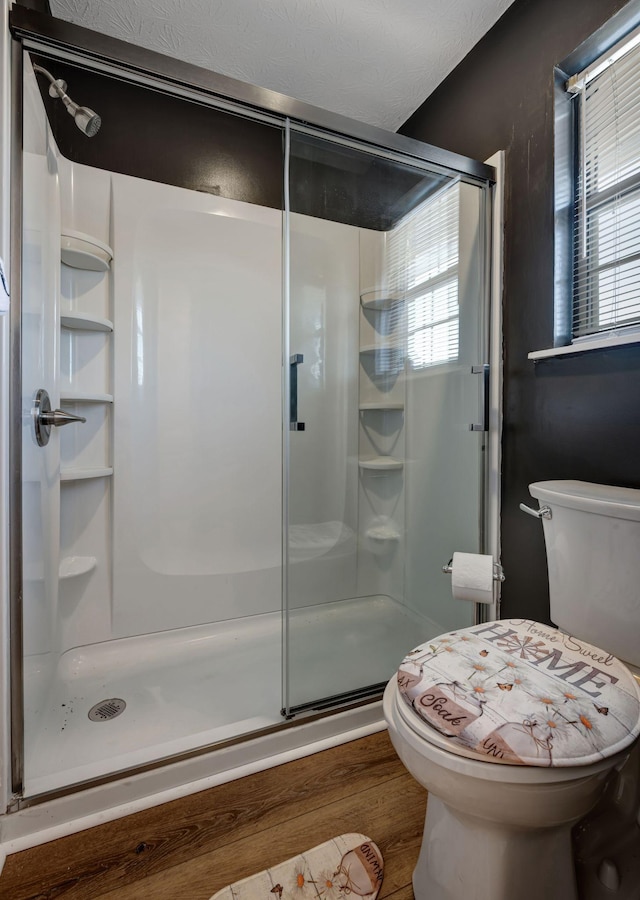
[
  {"left": 59, "top": 90, "right": 102, "bottom": 137},
  {"left": 33, "top": 64, "right": 102, "bottom": 137}
]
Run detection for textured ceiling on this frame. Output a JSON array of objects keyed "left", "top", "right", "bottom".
[{"left": 49, "top": 0, "right": 515, "bottom": 132}]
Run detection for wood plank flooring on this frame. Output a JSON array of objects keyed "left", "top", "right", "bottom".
[{"left": 0, "top": 731, "right": 426, "bottom": 900}]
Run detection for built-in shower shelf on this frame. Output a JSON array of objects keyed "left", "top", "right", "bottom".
[
  {"left": 61, "top": 466, "right": 113, "bottom": 482},
  {"left": 358, "top": 456, "right": 403, "bottom": 471},
  {"left": 364, "top": 525, "right": 401, "bottom": 541},
  {"left": 360, "top": 343, "right": 403, "bottom": 355},
  {"left": 60, "top": 391, "right": 114, "bottom": 404},
  {"left": 359, "top": 402, "right": 404, "bottom": 411},
  {"left": 59, "top": 555, "right": 97, "bottom": 580},
  {"left": 360, "top": 290, "right": 403, "bottom": 311},
  {"left": 61, "top": 312, "right": 114, "bottom": 332},
  {"left": 23, "top": 556, "right": 98, "bottom": 581},
  {"left": 61, "top": 230, "right": 113, "bottom": 272}
]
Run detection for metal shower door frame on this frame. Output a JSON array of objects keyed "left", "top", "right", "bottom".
[{"left": 6, "top": 7, "right": 496, "bottom": 809}]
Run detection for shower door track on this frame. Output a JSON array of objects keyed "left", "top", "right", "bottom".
[
  {"left": 9, "top": 692, "right": 382, "bottom": 812},
  {"left": 283, "top": 683, "right": 388, "bottom": 720},
  {"left": 7, "top": 7, "right": 497, "bottom": 811}
]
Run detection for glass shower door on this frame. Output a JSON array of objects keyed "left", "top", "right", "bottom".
[
  {"left": 20, "top": 56, "right": 65, "bottom": 794},
  {"left": 283, "top": 126, "right": 491, "bottom": 715}
]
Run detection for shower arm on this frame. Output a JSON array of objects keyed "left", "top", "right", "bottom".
[
  {"left": 31, "top": 63, "right": 102, "bottom": 137},
  {"left": 33, "top": 63, "right": 68, "bottom": 100}
]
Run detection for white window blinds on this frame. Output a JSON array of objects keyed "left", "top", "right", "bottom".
[
  {"left": 385, "top": 182, "right": 460, "bottom": 368},
  {"left": 571, "top": 32, "right": 640, "bottom": 338}
]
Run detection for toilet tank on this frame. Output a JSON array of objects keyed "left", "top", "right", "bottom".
[{"left": 529, "top": 480, "right": 640, "bottom": 670}]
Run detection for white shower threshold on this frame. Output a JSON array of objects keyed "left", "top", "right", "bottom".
[
  {"left": 22, "top": 595, "right": 436, "bottom": 799},
  {"left": 0, "top": 594, "right": 439, "bottom": 855},
  {"left": 2, "top": 696, "right": 384, "bottom": 859}
]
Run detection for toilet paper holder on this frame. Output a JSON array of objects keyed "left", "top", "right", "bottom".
[{"left": 442, "top": 558, "right": 505, "bottom": 582}]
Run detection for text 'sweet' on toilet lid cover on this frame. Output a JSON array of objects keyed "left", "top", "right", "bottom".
[{"left": 397, "top": 619, "right": 640, "bottom": 766}]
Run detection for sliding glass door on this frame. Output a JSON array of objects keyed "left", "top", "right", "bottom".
[
  {"left": 283, "top": 126, "right": 491, "bottom": 715},
  {"left": 13, "top": 32, "right": 494, "bottom": 799}
]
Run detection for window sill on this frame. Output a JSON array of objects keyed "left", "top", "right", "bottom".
[{"left": 528, "top": 331, "right": 640, "bottom": 360}]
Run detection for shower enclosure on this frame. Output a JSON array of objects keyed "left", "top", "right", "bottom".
[{"left": 9, "top": 9, "right": 496, "bottom": 806}]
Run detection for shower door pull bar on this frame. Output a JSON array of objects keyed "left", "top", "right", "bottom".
[
  {"left": 290, "top": 353, "right": 305, "bottom": 431},
  {"left": 469, "top": 364, "right": 490, "bottom": 432},
  {"left": 33, "top": 387, "right": 86, "bottom": 447}
]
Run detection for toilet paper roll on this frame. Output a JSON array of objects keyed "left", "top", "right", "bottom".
[{"left": 451, "top": 552, "right": 494, "bottom": 604}]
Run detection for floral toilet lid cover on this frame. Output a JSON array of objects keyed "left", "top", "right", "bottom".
[{"left": 397, "top": 619, "right": 640, "bottom": 767}]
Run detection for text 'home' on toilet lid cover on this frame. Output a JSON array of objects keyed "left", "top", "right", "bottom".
[{"left": 397, "top": 619, "right": 640, "bottom": 767}]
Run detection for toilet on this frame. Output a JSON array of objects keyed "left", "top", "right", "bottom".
[{"left": 383, "top": 480, "right": 640, "bottom": 900}]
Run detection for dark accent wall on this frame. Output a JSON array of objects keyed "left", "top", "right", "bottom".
[
  {"left": 17, "top": 0, "right": 51, "bottom": 13},
  {"left": 401, "top": 0, "right": 640, "bottom": 624},
  {"left": 31, "top": 55, "right": 445, "bottom": 230},
  {"left": 31, "top": 54, "right": 285, "bottom": 211}
]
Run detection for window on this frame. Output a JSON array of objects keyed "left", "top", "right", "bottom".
[
  {"left": 568, "top": 26, "right": 640, "bottom": 340},
  {"left": 386, "top": 182, "right": 460, "bottom": 369}
]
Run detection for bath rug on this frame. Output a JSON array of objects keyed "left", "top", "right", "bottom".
[{"left": 209, "top": 833, "right": 384, "bottom": 900}]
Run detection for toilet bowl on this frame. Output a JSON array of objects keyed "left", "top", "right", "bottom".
[
  {"left": 384, "top": 678, "right": 633, "bottom": 900},
  {"left": 383, "top": 478, "right": 640, "bottom": 900}
]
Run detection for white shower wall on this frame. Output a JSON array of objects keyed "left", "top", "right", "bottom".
[
  {"left": 44, "top": 159, "right": 364, "bottom": 650},
  {"left": 22, "top": 88, "right": 484, "bottom": 675},
  {"left": 356, "top": 228, "right": 406, "bottom": 603},
  {"left": 111, "top": 178, "right": 283, "bottom": 635},
  {"left": 355, "top": 184, "right": 487, "bottom": 635},
  {"left": 22, "top": 59, "right": 61, "bottom": 689},
  {"left": 404, "top": 183, "right": 485, "bottom": 633},
  {"left": 56, "top": 155, "right": 113, "bottom": 650},
  {"left": 288, "top": 214, "right": 360, "bottom": 609}
]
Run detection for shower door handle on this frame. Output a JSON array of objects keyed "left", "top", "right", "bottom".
[
  {"left": 469, "top": 364, "right": 490, "bottom": 432},
  {"left": 33, "top": 388, "right": 86, "bottom": 447},
  {"left": 290, "top": 353, "right": 305, "bottom": 431}
]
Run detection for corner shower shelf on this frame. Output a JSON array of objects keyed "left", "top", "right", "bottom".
[
  {"left": 360, "top": 290, "right": 403, "bottom": 311},
  {"left": 360, "top": 343, "right": 403, "bottom": 355},
  {"left": 365, "top": 524, "right": 401, "bottom": 542},
  {"left": 61, "top": 230, "right": 113, "bottom": 272},
  {"left": 358, "top": 456, "right": 403, "bottom": 471},
  {"left": 359, "top": 402, "right": 404, "bottom": 411},
  {"left": 24, "top": 556, "right": 98, "bottom": 581},
  {"left": 61, "top": 466, "right": 113, "bottom": 482},
  {"left": 59, "top": 555, "right": 97, "bottom": 580},
  {"left": 60, "top": 391, "right": 114, "bottom": 404},
  {"left": 61, "top": 312, "right": 114, "bottom": 332}
]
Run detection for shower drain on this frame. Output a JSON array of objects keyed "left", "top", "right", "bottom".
[{"left": 88, "top": 698, "right": 127, "bottom": 722}]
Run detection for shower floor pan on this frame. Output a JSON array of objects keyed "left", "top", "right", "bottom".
[{"left": 23, "top": 594, "right": 435, "bottom": 797}]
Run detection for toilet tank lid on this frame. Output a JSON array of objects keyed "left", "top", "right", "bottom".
[{"left": 530, "top": 480, "right": 640, "bottom": 521}]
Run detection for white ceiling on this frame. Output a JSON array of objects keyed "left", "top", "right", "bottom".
[{"left": 49, "top": 0, "right": 515, "bottom": 132}]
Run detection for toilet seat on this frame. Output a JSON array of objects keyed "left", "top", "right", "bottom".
[
  {"left": 396, "top": 618, "right": 640, "bottom": 767},
  {"left": 386, "top": 679, "right": 624, "bottom": 786},
  {"left": 394, "top": 683, "right": 495, "bottom": 762}
]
